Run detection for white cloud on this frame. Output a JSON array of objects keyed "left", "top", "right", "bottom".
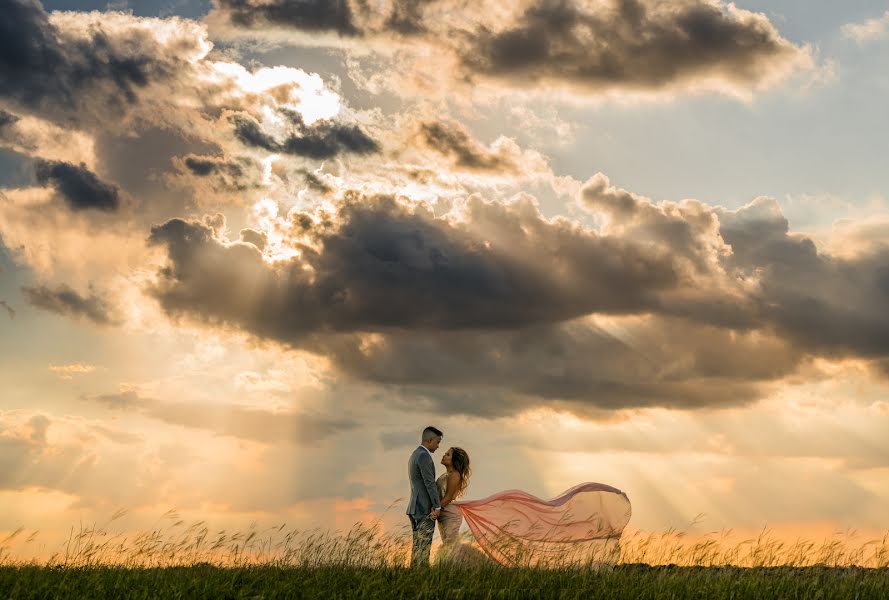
[{"left": 843, "top": 10, "right": 889, "bottom": 43}]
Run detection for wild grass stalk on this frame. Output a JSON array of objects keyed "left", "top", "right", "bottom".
[{"left": 2, "top": 510, "right": 889, "bottom": 570}]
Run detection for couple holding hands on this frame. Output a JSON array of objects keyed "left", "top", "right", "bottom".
[
  {"left": 406, "top": 426, "right": 471, "bottom": 566},
  {"left": 405, "top": 425, "right": 633, "bottom": 568}
]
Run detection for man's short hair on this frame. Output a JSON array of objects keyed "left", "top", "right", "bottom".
[{"left": 422, "top": 426, "right": 443, "bottom": 442}]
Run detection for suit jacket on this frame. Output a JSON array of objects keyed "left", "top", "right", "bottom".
[{"left": 406, "top": 445, "right": 441, "bottom": 519}]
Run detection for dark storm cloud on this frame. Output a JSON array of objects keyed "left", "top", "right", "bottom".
[
  {"left": 183, "top": 155, "right": 223, "bottom": 176},
  {"left": 178, "top": 153, "right": 262, "bottom": 191},
  {"left": 417, "top": 120, "right": 517, "bottom": 172},
  {"left": 142, "top": 173, "right": 889, "bottom": 414},
  {"left": 146, "top": 192, "right": 813, "bottom": 413},
  {"left": 0, "top": 109, "right": 23, "bottom": 151},
  {"left": 88, "top": 390, "right": 358, "bottom": 444},
  {"left": 299, "top": 168, "right": 333, "bottom": 194},
  {"left": 582, "top": 175, "right": 889, "bottom": 359},
  {"left": 459, "top": 0, "right": 802, "bottom": 92},
  {"left": 717, "top": 199, "right": 889, "bottom": 357},
  {"left": 216, "top": 0, "right": 442, "bottom": 36},
  {"left": 147, "top": 193, "right": 681, "bottom": 337},
  {"left": 33, "top": 159, "right": 120, "bottom": 211},
  {"left": 231, "top": 113, "right": 379, "bottom": 159},
  {"left": 0, "top": 110, "right": 20, "bottom": 129},
  {"left": 215, "top": 0, "right": 361, "bottom": 36},
  {"left": 317, "top": 316, "right": 800, "bottom": 415},
  {"left": 0, "top": 0, "right": 189, "bottom": 123},
  {"left": 230, "top": 114, "right": 276, "bottom": 150},
  {"left": 280, "top": 120, "right": 379, "bottom": 158},
  {"left": 214, "top": 0, "right": 804, "bottom": 96},
  {"left": 385, "top": 0, "right": 439, "bottom": 34},
  {"left": 22, "top": 283, "right": 119, "bottom": 325}
]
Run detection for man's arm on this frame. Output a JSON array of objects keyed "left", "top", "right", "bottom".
[{"left": 419, "top": 452, "right": 441, "bottom": 509}]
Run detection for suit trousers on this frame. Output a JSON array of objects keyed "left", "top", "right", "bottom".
[{"left": 409, "top": 515, "right": 435, "bottom": 567}]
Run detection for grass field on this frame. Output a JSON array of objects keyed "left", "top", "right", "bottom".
[
  {"left": 2, "top": 516, "right": 889, "bottom": 598},
  {"left": 2, "top": 563, "right": 889, "bottom": 599}
]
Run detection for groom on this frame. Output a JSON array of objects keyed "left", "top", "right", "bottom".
[{"left": 406, "top": 426, "right": 443, "bottom": 567}]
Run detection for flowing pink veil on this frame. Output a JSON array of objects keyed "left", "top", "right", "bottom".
[{"left": 453, "top": 482, "right": 631, "bottom": 567}]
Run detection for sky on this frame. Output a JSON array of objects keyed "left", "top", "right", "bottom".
[{"left": 2, "top": 0, "right": 889, "bottom": 558}]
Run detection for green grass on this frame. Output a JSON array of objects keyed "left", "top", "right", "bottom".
[{"left": 2, "top": 563, "right": 889, "bottom": 599}]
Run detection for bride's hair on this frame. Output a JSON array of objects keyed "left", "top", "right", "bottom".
[{"left": 450, "top": 447, "right": 471, "bottom": 498}]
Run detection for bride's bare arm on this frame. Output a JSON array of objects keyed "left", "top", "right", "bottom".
[{"left": 440, "top": 471, "right": 462, "bottom": 507}]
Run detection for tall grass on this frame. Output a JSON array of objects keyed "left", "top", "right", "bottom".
[
  {"left": 618, "top": 527, "right": 889, "bottom": 569},
  {"left": 2, "top": 510, "right": 889, "bottom": 569},
  {"left": 2, "top": 515, "right": 889, "bottom": 599}
]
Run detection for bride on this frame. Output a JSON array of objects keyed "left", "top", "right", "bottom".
[
  {"left": 435, "top": 447, "right": 632, "bottom": 567},
  {"left": 435, "top": 446, "right": 481, "bottom": 565},
  {"left": 436, "top": 447, "right": 471, "bottom": 546}
]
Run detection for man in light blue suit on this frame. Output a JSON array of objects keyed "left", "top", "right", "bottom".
[{"left": 406, "top": 425, "right": 443, "bottom": 566}]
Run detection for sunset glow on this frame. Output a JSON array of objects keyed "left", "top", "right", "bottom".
[{"left": 2, "top": 0, "right": 889, "bottom": 568}]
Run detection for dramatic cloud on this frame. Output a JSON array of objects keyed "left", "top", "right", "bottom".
[
  {"left": 231, "top": 112, "right": 379, "bottom": 159},
  {"left": 299, "top": 168, "right": 334, "bottom": 194},
  {"left": 581, "top": 174, "right": 889, "bottom": 358},
  {"left": 147, "top": 193, "right": 682, "bottom": 336},
  {"left": 175, "top": 154, "right": 263, "bottom": 191},
  {"left": 22, "top": 283, "right": 119, "bottom": 325},
  {"left": 183, "top": 155, "right": 227, "bottom": 177},
  {"left": 385, "top": 0, "right": 439, "bottom": 34},
  {"left": 214, "top": 0, "right": 439, "bottom": 37},
  {"left": 140, "top": 175, "right": 889, "bottom": 414},
  {"left": 316, "top": 316, "right": 800, "bottom": 414},
  {"left": 5, "top": 0, "right": 889, "bottom": 546},
  {"left": 0, "top": 111, "right": 97, "bottom": 168},
  {"left": 580, "top": 172, "right": 729, "bottom": 276},
  {"left": 1, "top": 1, "right": 345, "bottom": 170},
  {"left": 33, "top": 159, "right": 120, "bottom": 211},
  {"left": 457, "top": 0, "right": 807, "bottom": 94},
  {"left": 0, "top": 110, "right": 19, "bottom": 129},
  {"left": 415, "top": 120, "right": 520, "bottom": 173},
  {"left": 141, "top": 189, "right": 791, "bottom": 412},
  {"left": 717, "top": 199, "right": 889, "bottom": 358},
  {"left": 215, "top": 0, "right": 361, "bottom": 36},
  {"left": 0, "top": 0, "right": 208, "bottom": 124},
  {"left": 215, "top": 0, "right": 809, "bottom": 98}
]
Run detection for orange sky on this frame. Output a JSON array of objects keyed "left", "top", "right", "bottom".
[{"left": 2, "top": 0, "right": 889, "bottom": 564}]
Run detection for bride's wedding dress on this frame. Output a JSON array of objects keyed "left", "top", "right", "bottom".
[
  {"left": 436, "top": 476, "right": 632, "bottom": 568},
  {"left": 435, "top": 473, "right": 488, "bottom": 566},
  {"left": 436, "top": 473, "right": 463, "bottom": 545}
]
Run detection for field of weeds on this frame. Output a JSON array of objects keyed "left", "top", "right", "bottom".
[{"left": 2, "top": 514, "right": 889, "bottom": 599}]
